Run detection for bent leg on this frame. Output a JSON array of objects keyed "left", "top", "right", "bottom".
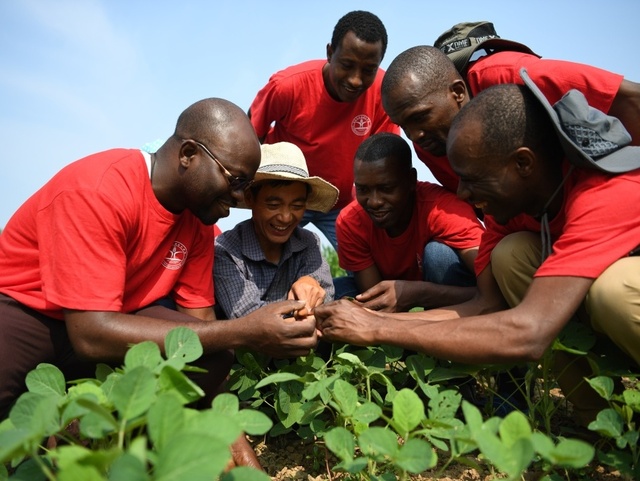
[
  {"left": 423, "top": 240, "right": 476, "bottom": 286},
  {"left": 490, "top": 232, "right": 541, "bottom": 308},
  {"left": 586, "top": 256, "right": 640, "bottom": 366},
  {"left": 0, "top": 294, "right": 95, "bottom": 419}
]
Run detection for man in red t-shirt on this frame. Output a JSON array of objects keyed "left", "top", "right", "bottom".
[
  {"left": 334, "top": 132, "right": 483, "bottom": 312},
  {"left": 248, "top": 10, "right": 399, "bottom": 250},
  {"left": 0, "top": 98, "right": 319, "bottom": 468},
  {"left": 380, "top": 23, "right": 640, "bottom": 194},
  {"left": 316, "top": 77, "right": 640, "bottom": 427}
]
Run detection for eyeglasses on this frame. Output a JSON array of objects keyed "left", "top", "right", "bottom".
[{"left": 188, "top": 139, "right": 252, "bottom": 192}]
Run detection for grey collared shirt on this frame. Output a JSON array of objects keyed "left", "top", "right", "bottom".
[{"left": 214, "top": 220, "right": 334, "bottom": 319}]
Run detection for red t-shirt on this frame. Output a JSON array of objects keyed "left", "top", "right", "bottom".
[
  {"left": 474, "top": 164, "right": 640, "bottom": 278},
  {"left": 416, "top": 52, "right": 624, "bottom": 193},
  {"left": 249, "top": 59, "right": 400, "bottom": 210},
  {"left": 0, "top": 149, "right": 215, "bottom": 319},
  {"left": 336, "top": 182, "right": 484, "bottom": 280}
]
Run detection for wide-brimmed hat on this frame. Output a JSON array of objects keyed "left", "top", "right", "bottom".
[
  {"left": 239, "top": 142, "right": 339, "bottom": 212},
  {"left": 434, "top": 21, "right": 538, "bottom": 74},
  {"left": 520, "top": 68, "right": 640, "bottom": 173}
]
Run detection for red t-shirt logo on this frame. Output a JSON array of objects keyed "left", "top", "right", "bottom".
[
  {"left": 351, "top": 115, "right": 372, "bottom": 136},
  {"left": 163, "top": 241, "right": 188, "bottom": 270}
]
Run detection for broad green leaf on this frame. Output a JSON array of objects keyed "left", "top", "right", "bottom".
[
  {"left": 353, "top": 401, "right": 382, "bottom": 425},
  {"left": 211, "top": 392, "right": 239, "bottom": 415},
  {"left": 221, "top": 466, "right": 271, "bottom": 481},
  {"left": 622, "top": 388, "right": 640, "bottom": 412},
  {"left": 110, "top": 366, "right": 157, "bottom": 419},
  {"left": 147, "top": 392, "right": 185, "bottom": 450},
  {"left": 333, "top": 456, "right": 369, "bottom": 474},
  {"left": 392, "top": 389, "right": 425, "bottom": 434},
  {"left": 476, "top": 430, "right": 533, "bottom": 479},
  {"left": 57, "top": 463, "right": 103, "bottom": 481},
  {"left": 184, "top": 410, "right": 242, "bottom": 445},
  {"left": 255, "top": 372, "right": 301, "bottom": 389},
  {"left": 394, "top": 437, "right": 436, "bottom": 473},
  {"left": 302, "top": 373, "right": 339, "bottom": 400},
  {"left": 234, "top": 409, "right": 273, "bottom": 435},
  {"left": 75, "top": 397, "right": 119, "bottom": 437},
  {"left": 25, "top": 363, "right": 66, "bottom": 398},
  {"left": 405, "top": 354, "right": 436, "bottom": 381},
  {"left": 298, "top": 400, "right": 326, "bottom": 425},
  {"left": 461, "top": 400, "right": 483, "bottom": 434},
  {"left": 67, "top": 382, "right": 108, "bottom": 405},
  {"left": 324, "top": 426, "right": 354, "bottom": 461},
  {"left": 548, "top": 438, "right": 594, "bottom": 468},
  {"left": 109, "top": 453, "right": 150, "bottom": 481},
  {"left": 164, "top": 327, "right": 203, "bottom": 369},
  {"left": 127, "top": 435, "right": 149, "bottom": 467},
  {"left": 358, "top": 426, "right": 399, "bottom": 458},
  {"left": 530, "top": 431, "right": 555, "bottom": 460},
  {"left": 499, "top": 410, "right": 531, "bottom": 447},
  {"left": 7, "top": 458, "right": 46, "bottom": 481},
  {"left": 124, "top": 341, "right": 163, "bottom": 371},
  {"left": 157, "top": 365, "right": 204, "bottom": 404},
  {"left": 335, "top": 352, "right": 364, "bottom": 366},
  {"left": 0, "top": 428, "right": 35, "bottom": 463},
  {"left": 586, "top": 376, "right": 615, "bottom": 401},
  {"left": 429, "top": 389, "right": 461, "bottom": 421},
  {"left": 54, "top": 445, "right": 121, "bottom": 473},
  {"left": 154, "top": 433, "right": 230, "bottom": 481},
  {"left": 9, "top": 392, "right": 59, "bottom": 436},
  {"left": 587, "top": 408, "right": 623, "bottom": 438},
  {"left": 332, "top": 379, "right": 358, "bottom": 417}
]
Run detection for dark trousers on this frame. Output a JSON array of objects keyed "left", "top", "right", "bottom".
[{"left": 0, "top": 293, "right": 233, "bottom": 419}]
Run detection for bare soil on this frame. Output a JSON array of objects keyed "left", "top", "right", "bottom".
[{"left": 249, "top": 387, "right": 628, "bottom": 480}]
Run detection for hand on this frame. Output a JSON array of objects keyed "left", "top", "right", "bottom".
[
  {"left": 314, "top": 299, "right": 383, "bottom": 346},
  {"left": 243, "top": 300, "right": 318, "bottom": 358},
  {"left": 288, "top": 276, "right": 326, "bottom": 317},
  {"left": 355, "top": 280, "right": 412, "bottom": 312}
]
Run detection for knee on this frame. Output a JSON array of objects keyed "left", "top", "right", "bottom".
[{"left": 491, "top": 232, "right": 541, "bottom": 280}]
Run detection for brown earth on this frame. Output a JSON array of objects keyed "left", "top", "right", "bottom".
[
  {"left": 250, "top": 433, "right": 624, "bottom": 481},
  {"left": 248, "top": 387, "right": 629, "bottom": 481}
]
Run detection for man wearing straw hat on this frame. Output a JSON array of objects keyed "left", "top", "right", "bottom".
[{"left": 215, "top": 142, "right": 338, "bottom": 321}]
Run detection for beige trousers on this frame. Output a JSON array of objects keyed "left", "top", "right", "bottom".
[{"left": 490, "top": 231, "right": 640, "bottom": 425}]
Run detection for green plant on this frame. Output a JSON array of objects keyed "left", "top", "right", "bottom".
[
  {"left": 228, "top": 343, "right": 605, "bottom": 479},
  {"left": 322, "top": 245, "right": 346, "bottom": 278},
  {"left": 0, "top": 327, "right": 272, "bottom": 481}
]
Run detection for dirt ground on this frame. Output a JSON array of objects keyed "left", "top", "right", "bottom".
[
  {"left": 248, "top": 388, "right": 629, "bottom": 481},
  {"left": 250, "top": 433, "right": 624, "bottom": 480}
]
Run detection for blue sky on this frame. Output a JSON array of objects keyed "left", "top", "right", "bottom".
[{"left": 2, "top": 0, "right": 639, "bottom": 238}]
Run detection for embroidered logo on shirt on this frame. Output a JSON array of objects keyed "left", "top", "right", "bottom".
[
  {"left": 162, "top": 241, "right": 188, "bottom": 270},
  {"left": 351, "top": 114, "right": 372, "bottom": 136}
]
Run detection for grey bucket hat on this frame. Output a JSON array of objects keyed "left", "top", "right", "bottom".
[
  {"left": 520, "top": 67, "right": 640, "bottom": 173},
  {"left": 434, "top": 21, "right": 538, "bottom": 73}
]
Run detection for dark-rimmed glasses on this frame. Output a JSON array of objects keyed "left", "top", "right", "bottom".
[{"left": 188, "top": 139, "right": 253, "bottom": 192}]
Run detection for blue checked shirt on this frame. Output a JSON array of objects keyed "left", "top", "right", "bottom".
[{"left": 214, "top": 220, "right": 334, "bottom": 319}]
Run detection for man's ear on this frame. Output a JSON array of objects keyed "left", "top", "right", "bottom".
[
  {"left": 513, "top": 147, "right": 535, "bottom": 177},
  {"left": 451, "top": 79, "right": 468, "bottom": 108},
  {"left": 326, "top": 43, "right": 333, "bottom": 62},
  {"left": 179, "top": 140, "right": 198, "bottom": 168}
]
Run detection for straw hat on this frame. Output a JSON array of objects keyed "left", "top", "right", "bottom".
[{"left": 240, "top": 142, "right": 339, "bottom": 212}]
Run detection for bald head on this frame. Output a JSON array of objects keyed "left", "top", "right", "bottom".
[{"left": 174, "top": 98, "right": 257, "bottom": 148}]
